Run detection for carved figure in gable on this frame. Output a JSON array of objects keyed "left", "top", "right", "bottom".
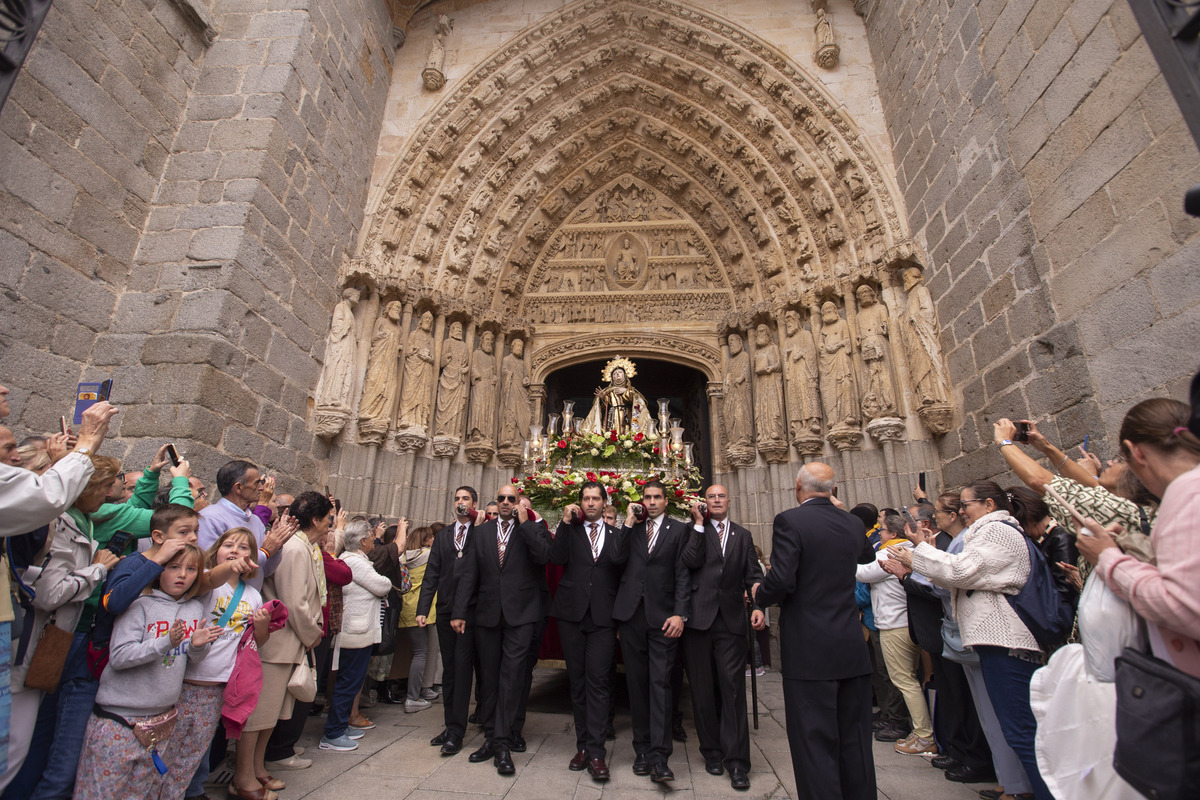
[
  {"left": 397, "top": 310, "right": 436, "bottom": 432},
  {"left": 357, "top": 300, "right": 403, "bottom": 445},
  {"left": 423, "top": 15, "right": 453, "bottom": 91}
]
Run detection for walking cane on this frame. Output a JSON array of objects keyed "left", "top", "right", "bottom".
[{"left": 747, "top": 606, "right": 759, "bottom": 730}]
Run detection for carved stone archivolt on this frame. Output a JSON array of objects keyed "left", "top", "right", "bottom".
[{"left": 311, "top": 0, "right": 959, "bottom": 466}]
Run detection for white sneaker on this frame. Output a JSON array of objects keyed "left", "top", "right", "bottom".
[
  {"left": 319, "top": 734, "right": 359, "bottom": 752},
  {"left": 264, "top": 753, "right": 312, "bottom": 770},
  {"left": 405, "top": 698, "right": 432, "bottom": 713},
  {"left": 421, "top": 688, "right": 440, "bottom": 701}
]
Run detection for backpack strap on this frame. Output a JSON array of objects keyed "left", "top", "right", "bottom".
[{"left": 1137, "top": 506, "right": 1152, "bottom": 537}]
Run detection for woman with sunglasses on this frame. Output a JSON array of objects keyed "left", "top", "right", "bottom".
[{"left": 890, "top": 481, "right": 1051, "bottom": 800}]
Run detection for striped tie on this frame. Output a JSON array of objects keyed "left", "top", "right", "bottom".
[
  {"left": 498, "top": 522, "right": 511, "bottom": 567},
  {"left": 718, "top": 521, "right": 727, "bottom": 557},
  {"left": 588, "top": 523, "right": 600, "bottom": 561},
  {"left": 646, "top": 519, "right": 657, "bottom": 554}
]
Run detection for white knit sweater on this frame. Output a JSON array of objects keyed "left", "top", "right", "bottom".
[
  {"left": 911, "top": 510, "right": 1040, "bottom": 652},
  {"left": 338, "top": 550, "right": 393, "bottom": 649}
]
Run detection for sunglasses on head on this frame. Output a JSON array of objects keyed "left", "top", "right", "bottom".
[{"left": 497, "top": 494, "right": 518, "bottom": 503}]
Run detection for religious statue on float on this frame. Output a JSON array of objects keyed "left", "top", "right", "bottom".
[{"left": 581, "top": 356, "right": 655, "bottom": 436}]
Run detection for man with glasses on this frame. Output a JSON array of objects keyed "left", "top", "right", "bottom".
[
  {"left": 451, "top": 485, "right": 551, "bottom": 776},
  {"left": 198, "top": 460, "right": 290, "bottom": 591},
  {"left": 612, "top": 480, "right": 692, "bottom": 783},
  {"left": 417, "top": 486, "right": 479, "bottom": 756}
]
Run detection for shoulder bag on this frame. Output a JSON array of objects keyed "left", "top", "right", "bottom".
[
  {"left": 24, "top": 613, "right": 73, "bottom": 692},
  {"left": 287, "top": 650, "right": 317, "bottom": 702}
]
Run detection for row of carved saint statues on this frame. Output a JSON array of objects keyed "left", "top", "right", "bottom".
[{"left": 311, "top": 265, "right": 951, "bottom": 466}]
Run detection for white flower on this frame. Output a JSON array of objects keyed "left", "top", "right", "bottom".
[
  {"left": 590, "top": 448, "right": 599, "bottom": 456},
  {"left": 622, "top": 481, "right": 632, "bottom": 490},
  {"left": 624, "top": 440, "right": 634, "bottom": 449},
  {"left": 599, "top": 474, "right": 610, "bottom": 484}
]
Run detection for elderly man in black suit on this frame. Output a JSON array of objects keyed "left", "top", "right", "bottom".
[
  {"left": 451, "top": 485, "right": 551, "bottom": 776},
  {"left": 552, "top": 481, "right": 628, "bottom": 781},
  {"left": 681, "top": 484, "right": 766, "bottom": 790},
  {"left": 613, "top": 479, "right": 691, "bottom": 783},
  {"left": 753, "top": 463, "right": 877, "bottom": 800},
  {"left": 416, "top": 486, "right": 478, "bottom": 756}
]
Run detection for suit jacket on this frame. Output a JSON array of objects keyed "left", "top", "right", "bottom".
[
  {"left": 613, "top": 516, "right": 692, "bottom": 628},
  {"left": 452, "top": 517, "right": 551, "bottom": 627},
  {"left": 416, "top": 521, "right": 472, "bottom": 620},
  {"left": 755, "top": 497, "right": 876, "bottom": 680},
  {"left": 681, "top": 518, "right": 764, "bottom": 633},
  {"left": 549, "top": 519, "right": 627, "bottom": 627}
]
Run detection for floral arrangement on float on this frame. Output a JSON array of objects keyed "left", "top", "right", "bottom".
[{"left": 516, "top": 357, "right": 703, "bottom": 519}]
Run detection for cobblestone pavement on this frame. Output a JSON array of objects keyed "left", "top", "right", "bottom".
[{"left": 211, "top": 669, "right": 993, "bottom": 800}]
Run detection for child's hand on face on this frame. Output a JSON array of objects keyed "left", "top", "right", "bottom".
[
  {"left": 168, "top": 618, "right": 186, "bottom": 648},
  {"left": 190, "top": 620, "right": 222, "bottom": 647}
]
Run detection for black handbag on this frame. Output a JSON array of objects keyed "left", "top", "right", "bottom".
[
  {"left": 1113, "top": 646, "right": 1200, "bottom": 800},
  {"left": 374, "top": 590, "right": 402, "bottom": 656}
]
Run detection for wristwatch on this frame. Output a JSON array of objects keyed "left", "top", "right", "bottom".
[{"left": 998, "top": 439, "right": 1013, "bottom": 447}]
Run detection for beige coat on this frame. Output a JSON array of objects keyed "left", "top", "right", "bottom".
[{"left": 260, "top": 534, "right": 324, "bottom": 665}]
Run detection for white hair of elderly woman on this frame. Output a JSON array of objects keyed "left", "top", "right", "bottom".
[{"left": 341, "top": 519, "right": 371, "bottom": 552}]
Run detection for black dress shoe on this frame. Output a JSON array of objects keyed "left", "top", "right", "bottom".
[
  {"left": 569, "top": 750, "right": 589, "bottom": 771},
  {"left": 729, "top": 768, "right": 750, "bottom": 790},
  {"left": 430, "top": 731, "right": 449, "bottom": 747},
  {"left": 379, "top": 681, "right": 404, "bottom": 704},
  {"left": 441, "top": 735, "right": 462, "bottom": 756},
  {"left": 468, "top": 741, "right": 495, "bottom": 763},
  {"left": 705, "top": 758, "right": 724, "bottom": 776},
  {"left": 931, "top": 754, "right": 960, "bottom": 770},
  {"left": 494, "top": 748, "right": 515, "bottom": 775},
  {"left": 872, "top": 718, "right": 890, "bottom": 732},
  {"left": 945, "top": 764, "right": 998, "bottom": 784},
  {"left": 468, "top": 711, "right": 480, "bottom": 724},
  {"left": 672, "top": 725, "right": 687, "bottom": 743},
  {"left": 650, "top": 763, "right": 675, "bottom": 783},
  {"left": 874, "top": 722, "right": 911, "bottom": 742},
  {"left": 632, "top": 754, "right": 650, "bottom": 776},
  {"left": 587, "top": 758, "right": 610, "bottom": 781},
  {"left": 510, "top": 734, "right": 526, "bottom": 753}
]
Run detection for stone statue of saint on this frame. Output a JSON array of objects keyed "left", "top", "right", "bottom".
[
  {"left": 782, "top": 309, "right": 821, "bottom": 438},
  {"left": 614, "top": 236, "right": 639, "bottom": 282},
  {"left": 397, "top": 310, "right": 436, "bottom": 431},
  {"left": 854, "top": 284, "right": 897, "bottom": 420},
  {"left": 467, "top": 330, "right": 499, "bottom": 446},
  {"left": 753, "top": 324, "right": 787, "bottom": 448},
  {"left": 498, "top": 337, "right": 531, "bottom": 451},
  {"left": 818, "top": 301, "right": 859, "bottom": 429},
  {"left": 900, "top": 267, "right": 951, "bottom": 407},
  {"left": 723, "top": 332, "right": 754, "bottom": 449},
  {"left": 312, "top": 288, "right": 360, "bottom": 414},
  {"left": 433, "top": 321, "right": 469, "bottom": 440},
  {"left": 581, "top": 357, "right": 654, "bottom": 436},
  {"left": 357, "top": 301, "right": 403, "bottom": 438}
]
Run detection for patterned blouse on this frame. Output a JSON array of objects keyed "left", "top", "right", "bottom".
[{"left": 1045, "top": 476, "right": 1156, "bottom": 583}]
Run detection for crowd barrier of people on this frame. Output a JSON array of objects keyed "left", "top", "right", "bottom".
[{"left": 0, "top": 370, "right": 1197, "bottom": 800}]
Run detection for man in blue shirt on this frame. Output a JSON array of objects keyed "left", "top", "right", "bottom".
[{"left": 198, "top": 460, "right": 289, "bottom": 590}]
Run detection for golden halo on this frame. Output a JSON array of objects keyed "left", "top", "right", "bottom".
[{"left": 602, "top": 356, "right": 637, "bottom": 383}]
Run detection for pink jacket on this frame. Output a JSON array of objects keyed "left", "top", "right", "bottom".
[
  {"left": 1098, "top": 463, "right": 1200, "bottom": 678},
  {"left": 222, "top": 599, "right": 289, "bottom": 739}
]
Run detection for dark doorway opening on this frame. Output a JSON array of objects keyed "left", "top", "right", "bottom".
[{"left": 543, "top": 358, "right": 713, "bottom": 486}]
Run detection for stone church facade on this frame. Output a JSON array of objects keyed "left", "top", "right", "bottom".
[{"left": 1, "top": 0, "right": 1196, "bottom": 537}]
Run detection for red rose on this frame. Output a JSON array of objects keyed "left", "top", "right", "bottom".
[
  {"left": 557, "top": 440, "right": 567, "bottom": 449},
  {"left": 610, "top": 431, "right": 619, "bottom": 441},
  {"left": 675, "top": 489, "right": 685, "bottom": 497},
  {"left": 540, "top": 479, "right": 552, "bottom": 485},
  {"left": 512, "top": 477, "right": 520, "bottom": 483},
  {"left": 634, "top": 432, "right": 644, "bottom": 442},
  {"left": 555, "top": 469, "right": 567, "bottom": 475},
  {"left": 652, "top": 446, "right": 660, "bottom": 454}
]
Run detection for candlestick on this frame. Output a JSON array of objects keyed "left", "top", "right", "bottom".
[{"left": 547, "top": 413, "right": 560, "bottom": 439}]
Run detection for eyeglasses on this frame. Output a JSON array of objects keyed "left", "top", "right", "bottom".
[
  {"left": 962, "top": 498, "right": 987, "bottom": 506},
  {"left": 196, "top": 487, "right": 209, "bottom": 498},
  {"left": 497, "top": 494, "right": 518, "bottom": 503}
]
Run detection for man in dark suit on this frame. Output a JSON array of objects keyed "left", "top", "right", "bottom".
[
  {"left": 551, "top": 481, "right": 627, "bottom": 781},
  {"left": 613, "top": 480, "right": 691, "bottom": 783},
  {"left": 416, "top": 486, "right": 478, "bottom": 756},
  {"left": 681, "top": 484, "right": 765, "bottom": 790},
  {"left": 753, "top": 463, "right": 877, "bottom": 800},
  {"left": 451, "top": 485, "right": 552, "bottom": 775}
]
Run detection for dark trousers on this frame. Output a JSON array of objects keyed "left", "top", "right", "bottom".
[
  {"left": 619, "top": 609, "right": 678, "bottom": 766},
  {"left": 976, "top": 647, "right": 1053, "bottom": 800},
  {"left": 683, "top": 615, "right": 751, "bottom": 770},
  {"left": 264, "top": 698, "right": 311, "bottom": 762},
  {"left": 782, "top": 674, "right": 875, "bottom": 800},
  {"left": 475, "top": 621, "right": 537, "bottom": 749},
  {"left": 324, "top": 646, "right": 373, "bottom": 739},
  {"left": 868, "top": 629, "right": 905, "bottom": 724},
  {"left": 558, "top": 613, "right": 616, "bottom": 759},
  {"left": 512, "top": 607, "right": 547, "bottom": 737},
  {"left": 436, "top": 616, "right": 475, "bottom": 739},
  {"left": 933, "top": 654, "right": 991, "bottom": 771}
]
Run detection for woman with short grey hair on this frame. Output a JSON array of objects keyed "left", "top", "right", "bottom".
[{"left": 320, "top": 519, "right": 391, "bottom": 752}]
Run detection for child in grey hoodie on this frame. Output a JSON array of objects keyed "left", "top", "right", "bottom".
[{"left": 74, "top": 544, "right": 222, "bottom": 800}]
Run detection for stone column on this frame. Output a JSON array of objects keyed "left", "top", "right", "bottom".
[
  {"left": 707, "top": 381, "right": 727, "bottom": 477},
  {"left": 866, "top": 417, "right": 905, "bottom": 509}
]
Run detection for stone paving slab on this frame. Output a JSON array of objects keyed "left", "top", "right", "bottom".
[{"left": 210, "top": 669, "right": 993, "bottom": 800}]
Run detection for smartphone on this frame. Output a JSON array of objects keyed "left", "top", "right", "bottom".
[
  {"left": 631, "top": 502, "right": 647, "bottom": 522},
  {"left": 1045, "top": 485, "right": 1092, "bottom": 535},
  {"left": 60, "top": 416, "right": 69, "bottom": 436},
  {"left": 831, "top": 485, "right": 838, "bottom": 498},
  {"left": 918, "top": 471, "right": 927, "bottom": 492},
  {"left": 1014, "top": 421, "right": 1031, "bottom": 443},
  {"left": 697, "top": 501, "right": 710, "bottom": 521},
  {"left": 165, "top": 443, "right": 180, "bottom": 467},
  {"left": 568, "top": 507, "right": 583, "bottom": 525},
  {"left": 1082, "top": 434, "right": 1090, "bottom": 453},
  {"left": 107, "top": 530, "right": 134, "bottom": 556},
  {"left": 72, "top": 378, "right": 113, "bottom": 424},
  {"left": 455, "top": 503, "right": 468, "bottom": 517}
]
